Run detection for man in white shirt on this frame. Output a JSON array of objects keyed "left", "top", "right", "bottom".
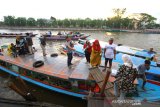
[{"left": 103, "top": 38, "right": 116, "bottom": 71}]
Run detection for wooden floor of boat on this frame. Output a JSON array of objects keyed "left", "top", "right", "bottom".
[
  {"left": 0, "top": 47, "right": 90, "bottom": 80},
  {"left": 89, "top": 68, "right": 115, "bottom": 97}
]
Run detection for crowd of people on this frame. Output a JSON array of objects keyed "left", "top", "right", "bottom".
[
  {"left": 4, "top": 33, "right": 153, "bottom": 99},
  {"left": 7, "top": 33, "right": 34, "bottom": 57},
  {"left": 7, "top": 33, "right": 47, "bottom": 57},
  {"left": 65, "top": 36, "right": 152, "bottom": 99}
]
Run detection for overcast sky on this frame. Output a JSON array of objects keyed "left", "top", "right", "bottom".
[{"left": 0, "top": 0, "right": 160, "bottom": 22}]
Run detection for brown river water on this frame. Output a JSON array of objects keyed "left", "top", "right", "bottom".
[{"left": 0, "top": 29, "right": 160, "bottom": 107}]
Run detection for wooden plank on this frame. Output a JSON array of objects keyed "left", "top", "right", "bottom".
[
  {"left": 89, "top": 68, "right": 115, "bottom": 98},
  {"left": 90, "top": 68, "right": 104, "bottom": 83}
]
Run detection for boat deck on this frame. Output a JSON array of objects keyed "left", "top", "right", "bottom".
[{"left": 0, "top": 46, "right": 90, "bottom": 80}]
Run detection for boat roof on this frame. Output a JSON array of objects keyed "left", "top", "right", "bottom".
[{"left": 0, "top": 47, "right": 91, "bottom": 81}]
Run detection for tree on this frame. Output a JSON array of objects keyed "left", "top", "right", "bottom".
[
  {"left": 113, "top": 8, "right": 126, "bottom": 18},
  {"left": 63, "top": 19, "right": 71, "bottom": 27},
  {"left": 4, "top": 16, "right": 15, "bottom": 26},
  {"left": 138, "top": 13, "right": 157, "bottom": 29},
  {"left": 50, "top": 16, "right": 56, "bottom": 22},
  {"left": 56, "top": 20, "right": 63, "bottom": 27},
  {"left": 0, "top": 21, "right": 4, "bottom": 26},
  {"left": 15, "top": 17, "right": 27, "bottom": 26},
  {"left": 27, "top": 17, "right": 36, "bottom": 26},
  {"left": 37, "top": 18, "right": 48, "bottom": 27},
  {"left": 50, "top": 16, "right": 57, "bottom": 27},
  {"left": 106, "top": 8, "right": 127, "bottom": 29}
]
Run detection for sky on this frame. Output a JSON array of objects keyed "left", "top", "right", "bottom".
[{"left": 0, "top": 0, "right": 160, "bottom": 22}]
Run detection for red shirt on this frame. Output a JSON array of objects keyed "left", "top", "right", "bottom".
[{"left": 83, "top": 44, "right": 92, "bottom": 53}]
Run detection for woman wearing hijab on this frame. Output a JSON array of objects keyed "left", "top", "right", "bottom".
[
  {"left": 114, "top": 54, "right": 138, "bottom": 100},
  {"left": 90, "top": 40, "right": 102, "bottom": 67}
]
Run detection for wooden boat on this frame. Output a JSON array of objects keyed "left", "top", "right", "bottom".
[
  {"left": 0, "top": 45, "right": 100, "bottom": 100},
  {"left": 0, "top": 44, "right": 160, "bottom": 105},
  {"left": 62, "top": 43, "right": 160, "bottom": 85},
  {"left": 43, "top": 33, "right": 90, "bottom": 41},
  {"left": 143, "top": 29, "right": 160, "bottom": 34},
  {"left": 44, "top": 35, "right": 90, "bottom": 41},
  {"left": 0, "top": 33, "right": 37, "bottom": 37}
]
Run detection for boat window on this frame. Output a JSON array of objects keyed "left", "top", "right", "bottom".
[
  {"left": 25, "top": 69, "right": 33, "bottom": 76},
  {"left": 32, "top": 72, "right": 48, "bottom": 81},
  {"left": 49, "top": 76, "right": 71, "bottom": 89},
  {"left": 11, "top": 65, "right": 19, "bottom": 73},
  {"left": 19, "top": 67, "right": 24, "bottom": 74},
  {"left": 5, "top": 63, "right": 12, "bottom": 69}
]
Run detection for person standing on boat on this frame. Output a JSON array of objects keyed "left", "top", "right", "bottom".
[
  {"left": 83, "top": 40, "right": 92, "bottom": 63},
  {"left": 16, "top": 36, "right": 20, "bottom": 47},
  {"left": 137, "top": 60, "right": 151, "bottom": 90},
  {"left": 39, "top": 35, "right": 47, "bottom": 56},
  {"left": 103, "top": 38, "right": 116, "bottom": 71},
  {"left": 19, "top": 37, "right": 26, "bottom": 55},
  {"left": 65, "top": 36, "right": 75, "bottom": 68},
  {"left": 90, "top": 40, "right": 102, "bottom": 67},
  {"left": 26, "top": 33, "right": 34, "bottom": 54},
  {"left": 48, "top": 31, "right": 52, "bottom": 37}
]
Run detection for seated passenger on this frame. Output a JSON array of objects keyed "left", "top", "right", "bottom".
[
  {"left": 57, "top": 31, "right": 62, "bottom": 35},
  {"left": 10, "top": 43, "right": 18, "bottom": 57},
  {"left": 148, "top": 48, "right": 156, "bottom": 54},
  {"left": 147, "top": 48, "right": 157, "bottom": 62},
  {"left": 7, "top": 44, "right": 12, "bottom": 56}
]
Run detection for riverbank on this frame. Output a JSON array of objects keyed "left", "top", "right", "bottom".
[
  {"left": 0, "top": 26, "right": 105, "bottom": 31},
  {"left": 1, "top": 26, "right": 160, "bottom": 34},
  {"left": 0, "top": 26, "right": 143, "bottom": 32}
]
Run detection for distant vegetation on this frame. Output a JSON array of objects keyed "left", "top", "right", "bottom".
[{"left": 0, "top": 8, "right": 159, "bottom": 29}]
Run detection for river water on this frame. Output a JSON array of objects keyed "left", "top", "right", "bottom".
[
  {"left": 0, "top": 29, "right": 160, "bottom": 54},
  {"left": 0, "top": 29, "right": 160, "bottom": 107}
]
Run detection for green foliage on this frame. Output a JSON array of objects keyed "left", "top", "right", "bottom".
[
  {"left": 138, "top": 13, "right": 157, "bottom": 29},
  {"left": 1, "top": 10, "right": 159, "bottom": 29},
  {"left": 37, "top": 18, "right": 48, "bottom": 27},
  {"left": 4, "top": 16, "right": 15, "bottom": 26},
  {"left": 15, "top": 17, "right": 27, "bottom": 26},
  {"left": 0, "top": 21, "right": 4, "bottom": 26},
  {"left": 27, "top": 17, "right": 36, "bottom": 26},
  {"left": 113, "top": 8, "right": 126, "bottom": 18}
]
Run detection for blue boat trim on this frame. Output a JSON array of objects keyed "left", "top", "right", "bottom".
[{"left": 0, "top": 66, "right": 86, "bottom": 99}]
